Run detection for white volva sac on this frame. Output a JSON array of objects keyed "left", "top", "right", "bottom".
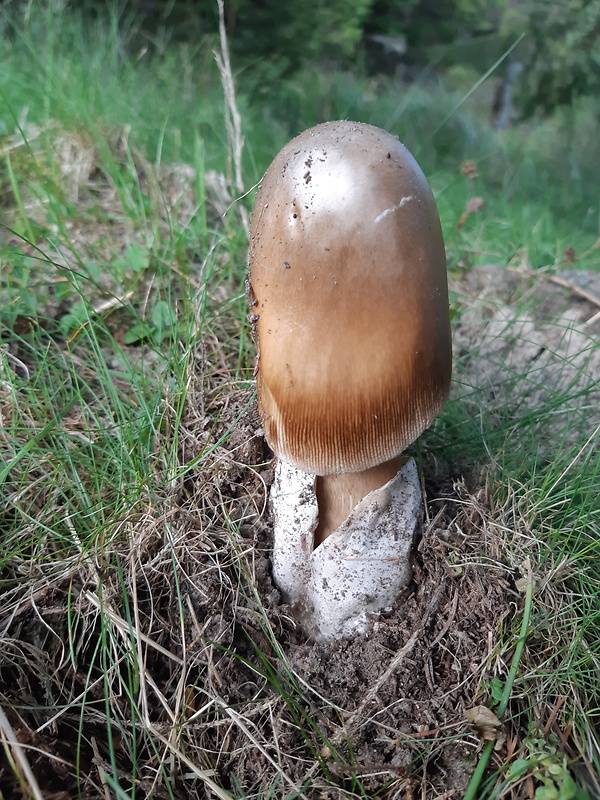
[{"left": 271, "top": 458, "right": 422, "bottom": 641}]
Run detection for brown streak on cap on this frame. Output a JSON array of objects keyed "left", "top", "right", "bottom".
[{"left": 249, "top": 121, "right": 451, "bottom": 475}]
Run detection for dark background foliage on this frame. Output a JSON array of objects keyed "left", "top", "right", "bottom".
[{"left": 3, "top": 0, "right": 600, "bottom": 116}]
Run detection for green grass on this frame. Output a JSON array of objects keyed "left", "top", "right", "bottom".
[{"left": 1, "top": 3, "right": 599, "bottom": 799}]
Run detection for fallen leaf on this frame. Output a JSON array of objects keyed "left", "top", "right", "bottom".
[
  {"left": 515, "top": 575, "right": 529, "bottom": 593},
  {"left": 465, "top": 705, "right": 502, "bottom": 740}
]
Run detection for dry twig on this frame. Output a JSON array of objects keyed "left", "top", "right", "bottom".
[{"left": 214, "top": 0, "right": 249, "bottom": 234}]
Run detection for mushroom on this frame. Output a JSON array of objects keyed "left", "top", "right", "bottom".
[{"left": 248, "top": 121, "right": 451, "bottom": 640}]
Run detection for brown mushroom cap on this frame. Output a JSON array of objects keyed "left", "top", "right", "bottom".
[{"left": 248, "top": 120, "right": 451, "bottom": 475}]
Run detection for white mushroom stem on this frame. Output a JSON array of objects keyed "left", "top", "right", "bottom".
[
  {"left": 314, "top": 455, "right": 407, "bottom": 546},
  {"left": 271, "top": 457, "right": 423, "bottom": 641}
]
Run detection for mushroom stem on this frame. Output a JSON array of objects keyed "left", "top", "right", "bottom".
[{"left": 314, "top": 455, "right": 407, "bottom": 546}]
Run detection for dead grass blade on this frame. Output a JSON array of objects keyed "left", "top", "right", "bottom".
[
  {"left": 0, "top": 705, "right": 44, "bottom": 800},
  {"left": 214, "top": 0, "right": 249, "bottom": 234}
]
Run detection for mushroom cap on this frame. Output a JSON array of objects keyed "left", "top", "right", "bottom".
[{"left": 248, "top": 120, "right": 451, "bottom": 475}]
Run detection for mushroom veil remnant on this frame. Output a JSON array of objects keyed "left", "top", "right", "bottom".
[{"left": 248, "top": 121, "right": 451, "bottom": 640}]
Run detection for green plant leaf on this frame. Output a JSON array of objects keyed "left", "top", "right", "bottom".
[
  {"left": 151, "top": 300, "right": 176, "bottom": 340},
  {"left": 490, "top": 677, "right": 504, "bottom": 703},
  {"left": 59, "top": 300, "right": 89, "bottom": 335},
  {"left": 508, "top": 758, "right": 532, "bottom": 779},
  {"left": 83, "top": 259, "right": 104, "bottom": 283},
  {"left": 55, "top": 278, "right": 73, "bottom": 302},
  {"left": 123, "top": 321, "right": 153, "bottom": 344},
  {"left": 534, "top": 785, "right": 559, "bottom": 800},
  {"left": 125, "top": 243, "right": 149, "bottom": 273}
]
